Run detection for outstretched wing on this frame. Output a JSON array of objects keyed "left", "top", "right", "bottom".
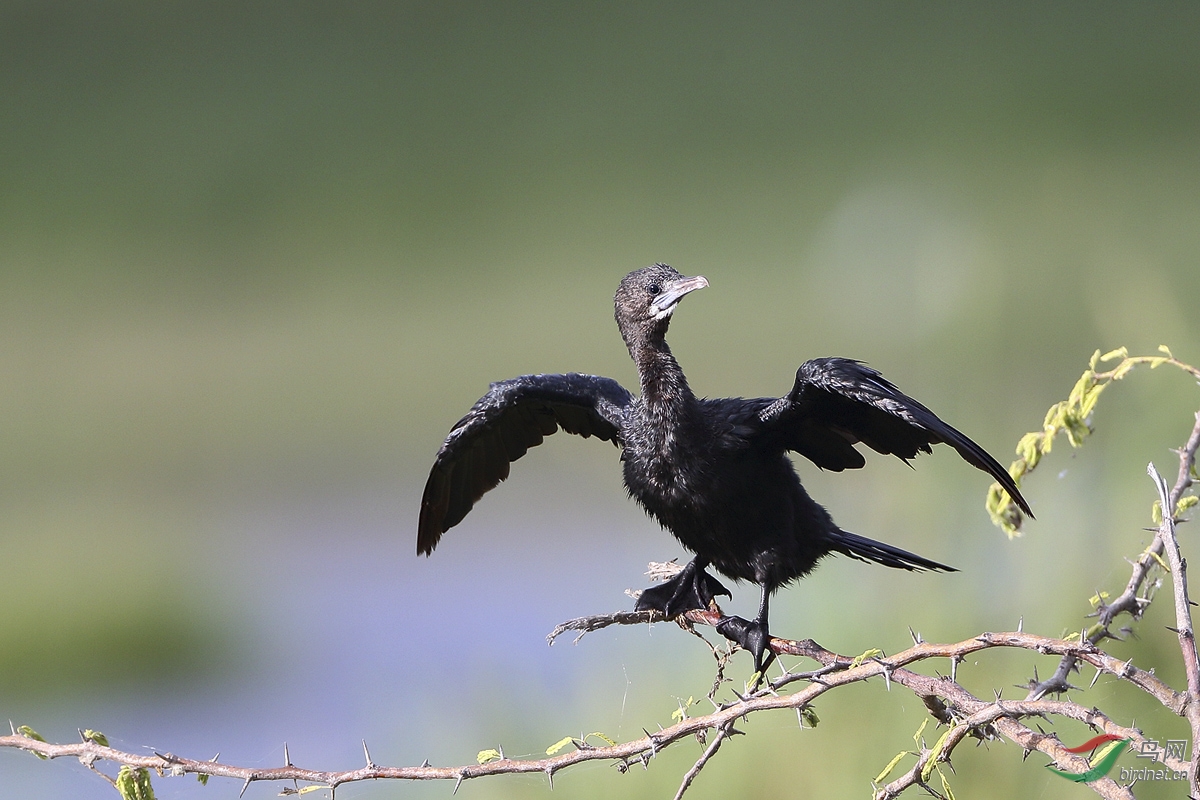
[
  {"left": 418, "top": 373, "right": 633, "bottom": 555},
  {"left": 758, "top": 357, "right": 1032, "bottom": 515}
]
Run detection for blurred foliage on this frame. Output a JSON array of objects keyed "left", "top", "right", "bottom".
[{"left": 988, "top": 345, "right": 1200, "bottom": 536}]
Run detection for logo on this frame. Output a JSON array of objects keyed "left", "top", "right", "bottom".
[
  {"left": 1047, "top": 735, "right": 1189, "bottom": 784},
  {"left": 1046, "top": 734, "right": 1129, "bottom": 783}
]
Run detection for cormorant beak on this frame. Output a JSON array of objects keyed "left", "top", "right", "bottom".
[{"left": 650, "top": 275, "right": 708, "bottom": 320}]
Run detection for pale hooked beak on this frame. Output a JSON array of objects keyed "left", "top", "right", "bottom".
[{"left": 650, "top": 275, "right": 708, "bottom": 320}]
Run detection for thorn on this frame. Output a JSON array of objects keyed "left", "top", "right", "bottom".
[
  {"left": 642, "top": 728, "right": 660, "bottom": 756},
  {"left": 78, "top": 728, "right": 87, "bottom": 742},
  {"left": 284, "top": 742, "right": 292, "bottom": 766},
  {"left": 210, "top": 753, "right": 220, "bottom": 763},
  {"left": 421, "top": 758, "right": 431, "bottom": 768},
  {"left": 498, "top": 744, "right": 505, "bottom": 760},
  {"left": 8, "top": 721, "right": 15, "bottom": 735},
  {"left": 239, "top": 776, "right": 254, "bottom": 798},
  {"left": 950, "top": 657, "right": 957, "bottom": 683},
  {"left": 1017, "top": 616, "right": 1023, "bottom": 633},
  {"left": 453, "top": 771, "right": 465, "bottom": 795},
  {"left": 909, "top": 627, "right": 922, "bottom": 645},
  {"left": 1089, "top": 667, "right": 1102, "bottom": 689},
  {"left": 545, "top": 766, "right": 555, "bottom": 789},
  {"left": 362, "top": 739, "right": 375, "bottom": 769}
]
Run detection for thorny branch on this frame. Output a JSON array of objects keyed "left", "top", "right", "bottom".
[
  {"left": 1, "top": 626, "right": 1186, "bottom": 800},
  {"left": 1026, "top": 411, "right": 1200, "bottom": 702},
  {"left": 4, "top": 394, "right": 1199, "bottom": 799}
]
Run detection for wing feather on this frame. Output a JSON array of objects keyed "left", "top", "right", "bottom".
[
  {"left": 760, "top": 358, "right": 1032, "bottom": 515},
  {"left": 418, "top": 373, "right": 632, "bottom": 554}
]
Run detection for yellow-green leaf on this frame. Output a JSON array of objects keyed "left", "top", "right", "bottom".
[
  {"left": 1158, "top": 344, "right": 1173, "bottom": 358},
  {"left": 545, "top": 737, "right": 575, "bottom": 756},
  {"left": 116, "top": 766, "right": 156, "bottom": 800},
  {"left": 1100, "top": 347, "right": 1128, "bottom": 363},
  {"left": 197, "top": 774, "right": 209, "bottom": 786},
  {"left": 584, "top": 732, "right": 616, "bottom": 747},
  {"left": 1177, "top": 495, "right": 1199, "bottom": 515},
  {"left": 850, "top": 648, "right": 883, "bottom": 669},
  {"left": 921, "top": 727, "right": 956, "bottom": 781},
  {"left": 874, "top": 750, "right": 912, "bottom": 784},
  {"left": 82, "top": 729, "right": 109, "bottom": 747},
  {"left": 671, "top": 696, "right": 696, "bottom": 722},
  {"left": 938, "top": 766, "right": 957, "bottom": 800},
  {"left": 476, "top": 749, "right": 502, "bottom": 764},
  {"left": 799, "top": 706, "right": 820, "bottom": 728},
  {"left": 912, "top": 718, "right": 929, "bottom": 747},
  {"left": 16, "top": 725, "right": 47, "bottom": 759}
]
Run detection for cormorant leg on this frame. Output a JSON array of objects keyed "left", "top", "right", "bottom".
[
  {"left": 715, "top": 586, "right": 775, "bottom": 678},
  {"left": 634, "top": 558, "right": 731, "bottom": 618}
]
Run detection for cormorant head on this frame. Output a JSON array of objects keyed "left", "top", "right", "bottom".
[{"left": 614, "top": 264, "right": 708, "bottom": 348}]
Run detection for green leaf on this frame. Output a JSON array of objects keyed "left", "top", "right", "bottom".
[
  {"left": 116, "top": 766, "right": 156, "bottom": 800},
  {"left": 912, "top": 718, "right": 929, "bottom": 747},
  {"left": 873, "top": 750, "right": 912, "bottom": 784},
  {"left": 1158, "top": 344, "right": 1174, "bottom": 358},
  {"left": 1177, "top": 495, "right": 1199, "bottom": 515},
  {"left": 197, "top": 774, "right": 209, "bottom": 786},
  {"left": 476, "top": 749, "right": 502, "bottom": 765},
  {"left": 1099, "top": 347, "right": 1128, "bottom": 363},
  {"left": 671, "top": 696, "right": 696, "bottom": 722},
  {"left": 584, "top": 731, "right": 617, "bottom": 747},
  {"left": 799, "top": 706, "right": 820, "bottom": 728},
  {"left": 81, "top": 729, "right": 109, "bottom": 747},
  {"left": 849, "top": 648, "right": 883, "bottom": 669},
  {"left": 921, "top": 727, "right": 955, "bottom": 781},
  {"left": 16, "top": 725, "right": 47, "bottom": 759},
  {"left": 938, "top": 766, "right": 957, "bottom": 800},
  {"left": 545, "top": 736, "right": 576, "bottom": 756}
]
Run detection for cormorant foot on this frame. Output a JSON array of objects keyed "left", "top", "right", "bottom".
[
  {"left": 634, "top": 559, "right": 731, "bottom": 618},
  {"left": 715, "top": 615, "right": 775, "bottom": 678}
]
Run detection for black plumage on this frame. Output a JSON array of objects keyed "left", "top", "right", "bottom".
[{"left": 419, "top": 264, "right": 1032, "bottom": 672}]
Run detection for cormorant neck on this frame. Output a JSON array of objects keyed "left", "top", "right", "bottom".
[{"left": 628, "top": 331, "right": 694, "bottom": 408}]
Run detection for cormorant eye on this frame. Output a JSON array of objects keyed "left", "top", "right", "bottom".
[{"left": 647, "top": 283, "right": 661, "bottom": 295}]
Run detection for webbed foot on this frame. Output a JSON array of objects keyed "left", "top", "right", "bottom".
[
  {"left": 715, "top": 615, "right": 775, "bottom": 678},
  {"left": 634, "top": 558, "right": 731, "bottom": 618}
]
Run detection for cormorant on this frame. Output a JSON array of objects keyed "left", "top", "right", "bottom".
[{"left": 419, "top": 264, "right": 1031, "bottom": 673}]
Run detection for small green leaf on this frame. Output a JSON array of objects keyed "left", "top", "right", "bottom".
[
  {"left": 1088, "top": 591, "right": 1109, "bottom": 609},
  {"left": 1177, "top": 495, "right": 1199, "bottom": 515},
  {"left": 584, "top": 731, "right": 617, "bottom": 747},
  {"left": 1063, "top": 631, "right": 1081, "bottom": 642},
  {"left": 296, "top": 787, "right": 326, "bottom": 795},
  {"left": 545, "top": 737, "right": 575, "bottom": 756},
  {"left": 912, "top": 718, "right": 929, "bottom": 747},
  {"left": 1099, "top": 347, "right": 1128, "bottom": 363},
  {"left": 476, "top": 749, "right": 502, "bottom": 765},
  {"left": 1158, "top": 344, "right": 1173, "bottom": 358},
  {"left": 197, "top": 774, "right": 209, "bottom": 786},
  {"left": 850, "top": 648, "right": 883, "bottom": 669},
  {"left": 921, "top": 727, "right": 955, "bottom": 781},
  {"left": 938, "top": 766, "right": 957, "bottom": 800},
  {"left": 799, "top": 706, "right": 820, "bottom": 728},
  {"left": 16, "top": 725, "right": 47, "bottom": 759},
  {"left": 874, "top": 750, "right": 912, "bottom": 784},
  {"left": 82, "top": 729, "right": 109, "bottom": 747},
  {"left": 116, "top": 766, "right": 156, "bottom": 800},
  {"left": 671, "top": 696, "right": 696, "bottom": 722}
]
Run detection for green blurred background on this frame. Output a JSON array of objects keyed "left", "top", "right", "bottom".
[{"left": 2, "top": 2, "right": 1199, "bottom": 797}]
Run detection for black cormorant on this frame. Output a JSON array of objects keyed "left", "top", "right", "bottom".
[{"left": 419, "top": 264, "right": 1031, "bottom": 672}]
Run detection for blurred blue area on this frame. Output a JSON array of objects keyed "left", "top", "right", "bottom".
[{"left": 2, "top": 2, "right": 1198, "bottom": 798}]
